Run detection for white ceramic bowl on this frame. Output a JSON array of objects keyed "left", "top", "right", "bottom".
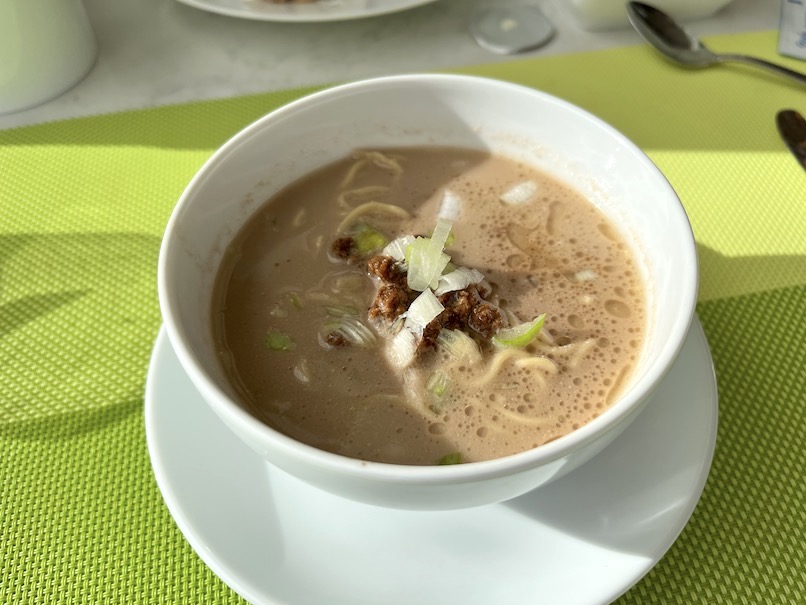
[{"left": 158, "top": 74, "right": 697, "bottom": 510}]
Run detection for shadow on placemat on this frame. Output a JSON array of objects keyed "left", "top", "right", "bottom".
[
  {"left": 0, "top": 399, "right": 142, "bottom": 441},
  {"left": 0, "top": 232, "right": 161, "bottom": 423}
]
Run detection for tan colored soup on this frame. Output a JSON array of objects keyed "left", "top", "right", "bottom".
[{"left": 213, "top": 147, "right": 646, "bottom": 465}]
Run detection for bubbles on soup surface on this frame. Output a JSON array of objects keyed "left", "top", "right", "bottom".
[{"left": 213, "top": 147, "right": 646, "bottom": 465}]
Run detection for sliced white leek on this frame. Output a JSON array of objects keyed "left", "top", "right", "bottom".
[
  {"left": 382, "top": 234, "right": 417, "bottom": 262},
  {"left": 434, "top": 266, "right": 485, "bottom": 296},
  {"left": 500, "top": 180, "right": 537, "bottom": 205},
  {"left": 404, "top": 289, "right": 444, "bottom": 336},
  {"left": 386, "top": 327, "right": 417, "bottom": 369},
  {"left": 436, "top": 329, "right": 482, "bottom": 365}
]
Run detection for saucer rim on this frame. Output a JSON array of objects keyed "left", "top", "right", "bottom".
[{"left": 145, "top": 316, "right": 718, "bottom": 605}]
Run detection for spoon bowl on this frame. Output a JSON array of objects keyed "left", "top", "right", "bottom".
[
  {"left": 626, "top": 2, "right": 717, "bottom": 67},
  {"left": 626, "top": 1, "right": 806, "bottom": 84}
]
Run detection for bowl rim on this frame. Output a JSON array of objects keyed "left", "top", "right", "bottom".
[{"left": 158, "top": 72, "right": 698, "bottom": 484}]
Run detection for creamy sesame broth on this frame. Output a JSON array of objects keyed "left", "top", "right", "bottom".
[{"left": 213, "top": 147, "right": 646, "bottom": 465}]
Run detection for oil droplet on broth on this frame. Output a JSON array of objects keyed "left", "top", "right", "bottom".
[{"left": 604, "top": 299, "right": 631, "bottom": 318}]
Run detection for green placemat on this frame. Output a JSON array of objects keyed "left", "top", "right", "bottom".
[{"left": 1, "top": 30, "right": 804, "bottom": 604}]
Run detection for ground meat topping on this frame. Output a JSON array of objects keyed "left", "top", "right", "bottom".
[
  {"left": 416, "top": 286, "right": 506, "bottom": 354},
  {"left": 418, "top": 319, "right": 443, "bottom": 353},
  {"left": 330, "top": 237, "right": 357, "bottom": 261},
  {"left": 367, "top": 255, "right": 407, "bottom": 287},
  {"left": 469, "top": 302, "right": 506, "bottom": 339},
  {"left": 330, "top": 234, "right": 511, "bottom": 354},
  {"left": 437, "top": 286, "right": 481, "bottom": 330},
  {"left": 368, "top": 284, "right": 410, "bottom": 322}
]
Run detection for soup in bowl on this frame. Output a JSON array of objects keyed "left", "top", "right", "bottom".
[{"left": 158, "top": 74, "right": 697, "bottom": 510}]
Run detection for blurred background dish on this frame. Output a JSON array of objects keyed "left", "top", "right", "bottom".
[
  {"left": 559, "top": 0, "right": 736, "bottom": 31},
  {"left": 174, "top": 0, "right": 440, "bottom": 22},
  {"left": 0, "top": 0, "right": 97, "bottom": 114}
]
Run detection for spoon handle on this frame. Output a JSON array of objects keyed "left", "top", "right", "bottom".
[
  {"left": 776, "top": 109, "right": 806, "bottom": 171},
  {"left": 719, "top": 54, "right": 806, "bottom": 86}
]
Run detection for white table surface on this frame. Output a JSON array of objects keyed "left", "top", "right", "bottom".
[{"left": 0, "top": 0, "right": 782, "bottom": 130}]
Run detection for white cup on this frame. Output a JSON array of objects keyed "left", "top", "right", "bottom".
[{"left": 0, "top": 0, "right": 97, "bottom": 115}]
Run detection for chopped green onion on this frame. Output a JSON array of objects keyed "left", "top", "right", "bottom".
[
  {"left": 323, "top": 316, "right": 377, "bottom": 348},
  {"left": 492, "top": 314, "right": 546, "bottom": 349},
  {"left": 427, "top": 371, "right": 450, "bottom": 398},
  {"left": 288, "top": 292, "right": 303, "bottom": 310},
  {"left": 352, "top": 223, "right": 389, "bottom": 255},
  {"left": 436, "top": 329, "right": 482, "bottom": 364},
  {"left": 265, "top": 331, "right": 296, "bottom": 351},
  {"left": 404, "top": 289, "right": 444, "bottom": 335},
  {"left": 332, "top": 274, "right": 365, "bottom": 293},
  {"left": 324, "top": 304, "right": 359, "bottom": 317},
  {"left": 438, "top": 452, "right": 462, "bottom": 465}
]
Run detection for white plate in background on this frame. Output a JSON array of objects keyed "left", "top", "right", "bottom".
[{"left": 175, "top": 0, "right": 439, "bottom": 22}]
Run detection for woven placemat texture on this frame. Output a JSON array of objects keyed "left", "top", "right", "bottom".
[{"left": 1, "top": 30, "right": 804, "bottom": 604}]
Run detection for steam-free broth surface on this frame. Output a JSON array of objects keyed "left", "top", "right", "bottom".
[{"left": 213, "top": 147, "right": 646, "bottom": 465}]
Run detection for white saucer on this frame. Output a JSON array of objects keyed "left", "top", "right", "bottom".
[
  {"left": 145, "top": 317, "right": 717, "bottom": 605},
  {"left": 175, "top": 0, "right": 439, "bottom": 22}
]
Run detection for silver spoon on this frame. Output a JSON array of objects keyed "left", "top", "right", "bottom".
[{"left": 626, "top": 2, "right": 806, "bottom": 85}]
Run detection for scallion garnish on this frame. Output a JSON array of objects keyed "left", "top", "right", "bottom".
[
  {"left": 429, "top": 218, "right": 453, "bottom": 251},
  {"left": 265, "top": 331, "right": 296, "bottom": 351},
  {"left": 382, "top": 235, "right": 416, "bottom": 263},
  {"left": 403, "top": 289, "right": 444, "bottom": 336},
  {"left": 436, "top": 329, "right": 482, "bottom": 364},
  {"left": 426, "top": 371, "right": 450, "bottom": 398},
  {"left": 386, "top": 327, "right": 417, "bottom": 369},
  {"left": 288, "top": 292, "right": 303, "bottom": 310},
  {"left": 437, "top": 189, "right": 461, "bottom": 221},
  {"left": 438, "top": 452, "right": 462, "bottom": 465},
  {"left": 293, "top": 360, "right": 311, "bottom": 383},
  {"left": 323, "top": 316, "right": 377, "bottom": 348},
  {"left": 324, "top": 304, "right": 359, "bottom": 317},
  {"left": 352, "top": 224, "right": 389, "bottom": 255},
  {"left": 332, "top": 274, "right": 365, "bottom": 294},
  {"left": 492, "top": 314, "right": 546, "bottom": 349},
  {"left": 433, "top": 266, "right": 485, "bottom": 296},
  {"left": 405, "top": 219, "right": 453, "bottom": 291}
]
